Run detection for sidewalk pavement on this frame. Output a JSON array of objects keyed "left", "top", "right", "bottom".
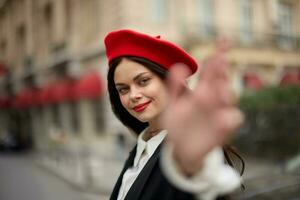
[
  {"left": 31, "top": 148, "right": 300, "bottom": 200},
  {"left": 231, "top": 156, "right": 300, "bottom": 200}
]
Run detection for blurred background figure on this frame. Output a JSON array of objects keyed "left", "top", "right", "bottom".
[{"left": 0, "top": 0, "right": 300, "bottom": 199}]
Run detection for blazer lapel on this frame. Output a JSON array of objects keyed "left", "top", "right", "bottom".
[
  {"left": 124, "top": 144, "right": 162, "bottom": 200},
  {"left": 110, "top": 145, "right": 137, "bottom": 200}
]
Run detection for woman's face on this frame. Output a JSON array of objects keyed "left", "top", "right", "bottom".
[{"left": 114, "top": 58, "right": 168, "bottom": 123}]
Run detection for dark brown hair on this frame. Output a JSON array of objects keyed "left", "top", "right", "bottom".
[
  {"left": 107, "top": 56, "right": 245, "bottom": 178},
  {"left": 107, "top": 56, "right": 167, "bottom": 134}
]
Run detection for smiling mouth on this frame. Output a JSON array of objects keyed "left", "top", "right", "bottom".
[{"left": 133, "top": 101, "right": 151, "bottom": 112}]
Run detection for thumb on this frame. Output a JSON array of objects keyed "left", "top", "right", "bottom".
[{"left": 167, "top": 64, "right": 191, "bottom": 102}]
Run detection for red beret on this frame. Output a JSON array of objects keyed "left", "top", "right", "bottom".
[{"left": 104, "top": 29, "right": 198, "bottom": 75}]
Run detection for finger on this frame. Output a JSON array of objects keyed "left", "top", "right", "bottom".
[
  {"left": 213, "top": 36, "right": 231, "bottom": 80},
  {"left": 197, "top": 54, "right": 232, "bottom": 110},
  {"left": 215, "top": 35, "right": 232, "bottom": 54},
  {"left": 215, "top": 79, "right": 237, "bottom": 106},
  {"left": 195, "top": 60, "right": 231, "bottom": 110},
  {"left": 193, "top": 81, "right": 220, "bottom": 111},
  {"left": 214, "top": 108, "right": 244, "bottom": 136},
  {"left": 199, "top": 53, "right": 228, "bottom": 83},
  {"left": 167, "top": 64, "right": 191, "bottom": 102},
  {"left": 200, "top": 36, "right": 231, "bottom": 83},
  {"left": 193, "top": 80, "right": 236, "bottom": 113}
]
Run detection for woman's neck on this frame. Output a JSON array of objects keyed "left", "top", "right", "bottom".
[{"left": 143, "top": 119, "right": 164, "bottom": 141}]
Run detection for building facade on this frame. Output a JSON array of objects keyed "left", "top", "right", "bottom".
[{"left": 1, "top": 0, "right": 300, "bottom": 193}]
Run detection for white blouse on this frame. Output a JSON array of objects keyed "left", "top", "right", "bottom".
[{"left": 116, "top": 129, "right": 241, "bottom": 200}]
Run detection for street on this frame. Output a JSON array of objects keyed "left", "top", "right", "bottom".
[
  {"left": 0, "top": 152, "right": 109, "bottom": 200},
  {"left": 2, "top": 152, "right": 300, "bottom": 200},
  {"left": 231, "top": 157, "right": 300, "bottom": 200}
]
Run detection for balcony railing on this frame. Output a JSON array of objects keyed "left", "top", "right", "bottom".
[{"left": 182, "top": 23, "right": 300, "bottom": 51}]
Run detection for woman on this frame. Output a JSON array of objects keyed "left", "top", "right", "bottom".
[{"left": 104, "top": 29, "right": 244, "bottom": 200}]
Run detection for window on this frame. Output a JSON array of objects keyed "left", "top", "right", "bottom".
[
  {"left": 44, "top": 3, "right": 53, "bottom": 44},
  {"left": 277, "top": 2, "right": 293, "bottom": 49},
  {"left": 15, "top": 25, "right": 26, "bottom": 67},
  {"left": 82, "top": 0, "right": 99, "bottom": 43},
  {"left": 16, "top": 25, "right": 26, "bottom": 45},
  {"left": 0, "top": 40, "right": 6, "bottom": 58},
  {"left": 151, "top": 0, "right": 167, "bottom": 23},
  {"left": 52, "top": 104, "right": 62, "bottom": 129},
  {"left": 240, "top": 0, "right": 253, "bottom": 44},
  {"left": 197, "top": 0, "right": 215, "bottom": 38},
  {"left": 70, "top": 102, "right": 80, "bottom": 134},
  {"left": 92, "top": 99, "right": 105, "bottom": 134},
  {"left": 65, "top": 0, "right": 72, "bottom": 35}
]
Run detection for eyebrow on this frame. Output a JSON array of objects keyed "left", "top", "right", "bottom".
[{"left": 115, "top": 72, "right": 150, "bottom": 86}]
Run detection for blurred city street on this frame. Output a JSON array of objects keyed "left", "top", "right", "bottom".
[
  {"left": 2, "top": 151, "right": 300, "bottom": 200},
  {"left": 231, "top": 156, "right": 300, "bottom": 200},
  {"left": 0, "top": 152, "right": 109, "bottom": 200},
  {"left": 1, "top": 0, "right": 300, "bottom": 200}
]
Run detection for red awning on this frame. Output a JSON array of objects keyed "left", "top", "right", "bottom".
[
  {"left": 74, "top": 72, "right": 104, "bottom": 100},
  {"left": 0, "top": 63, "right": 7, "bottom": 76},
  {"left": 0, "top": 95, "right": 11, "bottom": 109},
  {"left": 52, "top": 78, "right": 76, "bottom": 103},
  {"left": 14, "top": 88, "right": 37, "bottom": 109},
  {"left": 36, "top": 85, "right": 56, "bottom": 106},
  {"left": 280, "top": 71, "right": 300, "bottom": 86},
  {"left": 243, "top": 73, "right": 264, "bottom": 90},
  {"left": 35, "top": 78, "right": 78, "bottom": 106}
]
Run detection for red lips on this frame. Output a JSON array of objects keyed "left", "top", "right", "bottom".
[{"left": 133, "top": 101, "right": 151, "bottom": 112}]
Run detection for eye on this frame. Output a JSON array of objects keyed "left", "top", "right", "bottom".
[
  {"left": 117, "top": 87, "right": 129, "bottom": 95},
  {"left": 138, "top": 77, "right": 150, "bottom": 86}
]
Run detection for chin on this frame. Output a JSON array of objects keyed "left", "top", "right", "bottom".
[
  {"left": 134, "top": 112, "right": 157, "bottom": 123},
  {"left": 135, "top": 115, "right": 152, "bottom": 123}
]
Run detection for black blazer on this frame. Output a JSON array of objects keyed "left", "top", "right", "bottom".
[{"left": 110, "top": 144, "right": 229, "bottom": 200}]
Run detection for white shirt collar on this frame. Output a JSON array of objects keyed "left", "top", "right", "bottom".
[{"left": 133, "top": 128, "right": 167, "bottom": 167}]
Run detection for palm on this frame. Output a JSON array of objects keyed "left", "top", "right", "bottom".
[{"left": 162, "top": 39, "right": 243, "bottom": 175}]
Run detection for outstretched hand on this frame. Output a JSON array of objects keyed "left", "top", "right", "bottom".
[{"left": 162, "top": 38, "right": 244, "bottom": 176}]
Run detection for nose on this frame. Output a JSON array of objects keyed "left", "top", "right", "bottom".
[{"left": 129, "top": 86, "right": 142, "bottom": 102}]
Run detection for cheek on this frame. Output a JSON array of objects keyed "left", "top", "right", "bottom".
[
  {"left": 119, "top": 95, "right": 128, "bottom": 108},
  {"left": 157, "top": 89, "right": 168, "bottom": 108},
  {"left": 149, "top": 85, "right": 168, "bottom": 107}
]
